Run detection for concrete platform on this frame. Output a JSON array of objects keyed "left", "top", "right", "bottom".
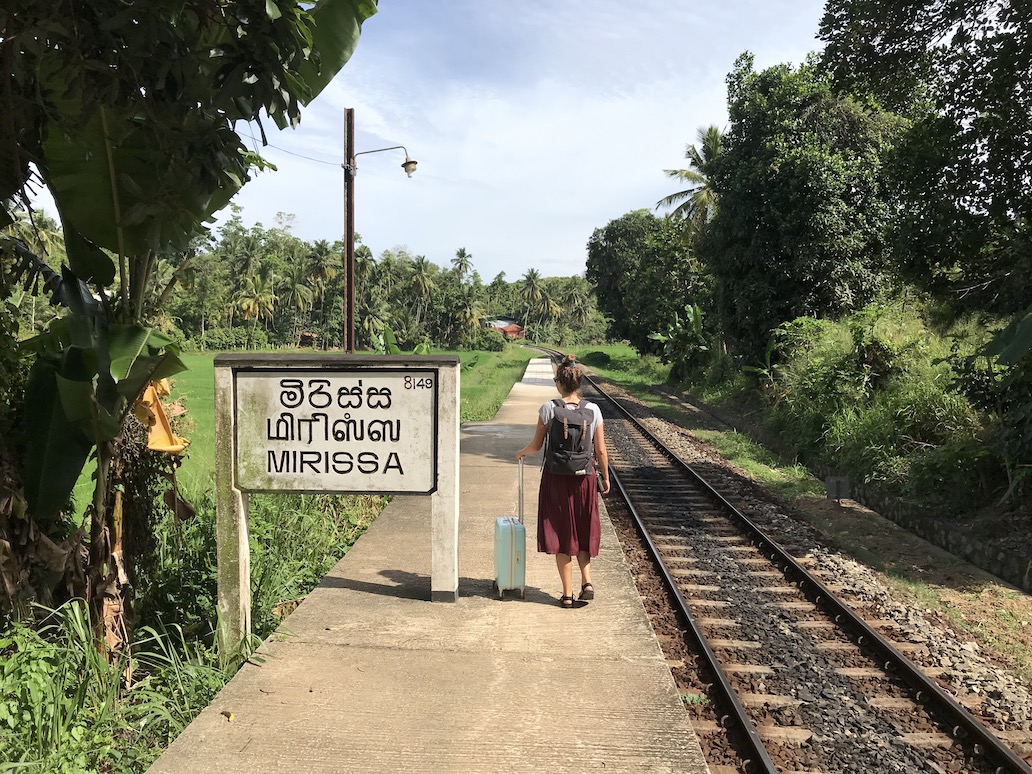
[{"left": 148, "top": 358, "right": 709, "bottom": 773}]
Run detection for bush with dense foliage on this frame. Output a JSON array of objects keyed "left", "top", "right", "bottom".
[{"left": 743, "top": 305, "right": 1006, "bottom": 510}]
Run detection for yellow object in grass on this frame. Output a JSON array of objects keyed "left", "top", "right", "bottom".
[{"left": 134, "top": 382, "right": 189, "bottom": 454}]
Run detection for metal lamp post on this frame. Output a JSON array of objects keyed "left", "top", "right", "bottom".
[{"left": 342, "top": 107, "right": 417, "bottom": 353}]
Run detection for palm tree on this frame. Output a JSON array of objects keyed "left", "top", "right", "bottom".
[
  {"left": 306, "top": 239, "right": 337, "bottom": 305},
  {"left": 280, "top": 262, "right": 314, "bottom": 345},
  {"left": 235, "top": 272, "right": 278, "bottom": 346},
  {"left": 454, "top": 291, "right": 484, "bottom": 343},
  {"left": 656, "top": 125, "right": 724, "bottom": 230},
  {"left": 559, "top": 279, "right": 592, "bottom": 327},
  {"left": 451, "top": 247, "right": 473, "bottom": 283},
  {"left": 519, "top": 269, "right": 542, "bottom": 326},
  {"left": 410, "top": 255, "right": 436, "bottom": 325},
  {"left": 4, "top": 210, "right": 65, "bottom": 331},
  {"left": 224, "top": 231, "right": 264, "bottom": 280},
  {"left": 536, "top": 289, "right": 561, "bottom": 328},
  {"left": 358, "top": 284, "right": 390, "bottom": 350},
  {"left": 6, "top": 209, "right": 63, "bottom": 259}
]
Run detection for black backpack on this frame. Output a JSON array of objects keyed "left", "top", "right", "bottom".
[{"left": 544, "top": 399, "right": 595, "bottom": 475}]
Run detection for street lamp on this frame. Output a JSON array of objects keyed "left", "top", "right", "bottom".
[{"left": 341, "top": 107, "right": 417, "bottom": 353}]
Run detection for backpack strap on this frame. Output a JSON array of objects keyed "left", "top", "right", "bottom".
[{"left": 546, "top": 398, "right": 563, "bottom": 447}]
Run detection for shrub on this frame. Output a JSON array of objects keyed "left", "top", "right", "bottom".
[
  {"left": 765, "top": 306, "right": 996, "bottom": 507},
  {"left": 133, "top": 493, "right": 220, "bottom": 643},
  {"left": 950, "top": 346, "right": 1032, "bottom": 502},
  {"left": 463, "top": 327, "right": 506, "bottom": 352},
  {"left": 907, "top": 436, "right": 1003, "bottom": 509},
  {"left": 578, "top": 350, "right": 613, "bottom": 369},
  {"left": 246, "top": 493, "right": 385, "bottom": 639},
  {"left": 197, "top": 327, "right": 249, "bottom": 351}
]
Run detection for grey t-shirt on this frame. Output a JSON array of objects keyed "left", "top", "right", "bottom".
[{"left": 539, "top": 399, "right": 604, "bottom": 429}]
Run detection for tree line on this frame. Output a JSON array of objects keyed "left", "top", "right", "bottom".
[
  {"left": 589, "top": 1, "right": 1030, "bottom": 501},
  {"left": 163, "top": 207, "right": 606, "bottom": 353}
]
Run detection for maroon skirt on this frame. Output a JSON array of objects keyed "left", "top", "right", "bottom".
[{"left": 536, "top": 469, "right": 601, "bottom": 557}]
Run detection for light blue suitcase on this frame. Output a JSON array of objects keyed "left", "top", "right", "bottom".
[{"left": 494, "top": 459, "right": 526, "bottom": 599}]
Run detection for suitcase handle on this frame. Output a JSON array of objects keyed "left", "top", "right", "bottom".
[{"left": 518, "top": 457, "right": 524, "bottom": 524}]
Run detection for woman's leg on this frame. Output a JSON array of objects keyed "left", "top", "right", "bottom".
[
  {"left": 576, "top": 551, "right": 594, "bottom": 598},
  {"left": 576, "top": 551, "right": 592, "bottom": 586},
  {"left": 556, "top": 553, "right": 573, "bottom": 597}
]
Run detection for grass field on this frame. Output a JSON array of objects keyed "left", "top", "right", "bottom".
[{"left": 171, "top": 353, "right": 218, "bottom": 497}]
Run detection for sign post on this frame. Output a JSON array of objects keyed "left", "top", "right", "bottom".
[{"left": 214, "top": 354, "right": 461, "bottom": 652}]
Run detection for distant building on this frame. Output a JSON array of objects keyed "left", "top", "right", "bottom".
[{"left": 486, "top": 317, "right": 525, "bottom": 340}]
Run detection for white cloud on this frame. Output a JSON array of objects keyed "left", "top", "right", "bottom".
[{"left": 175, "top": 2, "right": 832, "bottom": 280}]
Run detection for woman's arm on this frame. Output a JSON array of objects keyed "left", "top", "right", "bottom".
[
  {"left": 516, "top": 418, "right": 547, "bottom": 460},
  {"left": 594, "top": 423, "right": 610, "bottom": 494}
]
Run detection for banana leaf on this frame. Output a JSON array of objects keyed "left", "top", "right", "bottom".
[
  {"left": 295, "top": 0, "right": 378, "bottom": 103},
  {"left": 23, "top": 358, "right": 95, "bottom": 524},
  {"left": 984, "top": 307, "right": 1032, "bottom": 366}
]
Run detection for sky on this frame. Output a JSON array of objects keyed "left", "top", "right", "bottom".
[{"left": 220, "top": 1, "right": 829, "bottom": 281}]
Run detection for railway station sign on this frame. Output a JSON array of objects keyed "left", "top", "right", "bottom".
[
  {"left": 235, "top": 368, "right": 439, "bottom": 493},
  {"left": 213, "top": 353, "right": 462, "bottom": 651}
]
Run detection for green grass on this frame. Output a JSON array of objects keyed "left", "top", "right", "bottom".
[
  {"left": 573, "top": 344, "right": 669, "bottom": 391},
  {"left": 0, "top": 601, "right": 226, "bottom": 773},
  {"left": 691, "top": 429, "right": 824, "bottom": 501},
  {"left": 455, "top": 346, "right": 538, "bottom": 422},
  {"left": 169, "top": 353, "right": 217, "bottom": 499}
]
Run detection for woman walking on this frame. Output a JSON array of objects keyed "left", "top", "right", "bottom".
[{"left": 516, "top": 355, "right": 610, "bottom": 608}]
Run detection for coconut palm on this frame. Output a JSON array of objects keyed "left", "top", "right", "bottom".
[
  {"left": 558, "top": 279, "right": 592, "bottom": 327},
  {"left": 536, "top": 289, "right": 562, "bottom": 328},
  {"left": 236, "top": 272, "right": 278, "bottom": 346},
  {"left": 280, "top": 262, "right": 315, "bottom": 345},
  {"left": 519, "top": 269, "right": 543, "bottom": 325},
  {"left": 224, "top": 231, "right": 264, "bottom": 281},
  {"left": 5, "top": 209, "right": 63, "bottom": 259},
  {"left": 377, "top": 249, "right": 401, "bottom": 296},
  {"left": 305, "top": 243, "right": 330, "bottom": 325},
  {"left": 3, "top": 210, "right": 66, "bottom": 331},
  {"left": 410, "top": 255, "right": 436, "bottom": 324},
  {"left": 656, "top": 125, "right": 724, "bottom": 230},
  {"left": 451, "top": 247, "right": 473, "bottom": 283},
  {"left": 454, "top": 291, "right": 484, "bottom": 342},
  {"left": 307, "top": 239, "right": 337, "bottom": 291}
]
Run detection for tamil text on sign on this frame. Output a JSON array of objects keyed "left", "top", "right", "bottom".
[{"left": 235, "top": 369, "right": 438, "bottom": 493}]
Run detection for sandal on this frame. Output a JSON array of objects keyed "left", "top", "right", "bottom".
[
  {"left": 579, "top": 583, "right": 595, "bottom": 601},
  {"left": 559, "top": 595, "right": 575, "bottom": 608}
]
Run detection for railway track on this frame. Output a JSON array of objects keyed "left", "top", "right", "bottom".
[{"left": 539, "top": 349, "right": 1032, "bottom": 773}]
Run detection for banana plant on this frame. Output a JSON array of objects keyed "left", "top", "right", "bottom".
[
  {"left": 648, "top": 303, "right": 710, "bottom": 380},
  {"left": 1, "top": 0, "right": 378, "bottom": 649},
  {"left": 18, "top": 266, "right": 187, "bottom": 523}
]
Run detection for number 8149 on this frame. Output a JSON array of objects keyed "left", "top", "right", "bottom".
[{"left": 404, "top": 376, "right": 434, "bottom": 389}]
